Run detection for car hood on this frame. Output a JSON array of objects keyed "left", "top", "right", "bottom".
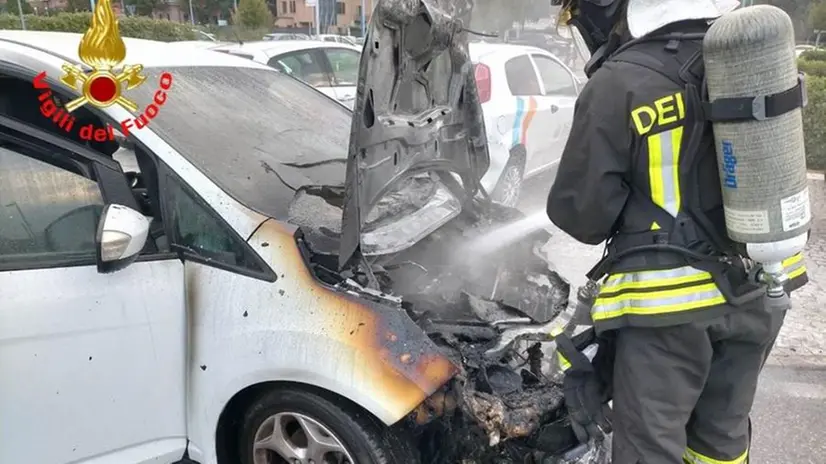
[{"left": 339, "top": 0, "right": 491, "bottom": 268}]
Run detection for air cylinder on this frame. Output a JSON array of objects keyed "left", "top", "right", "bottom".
[{"left": 703, "top": 5, "right": 810, "bottom": 276}]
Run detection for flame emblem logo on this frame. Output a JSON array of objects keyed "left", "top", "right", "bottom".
[{"left": 60, "top": 0, "right": 146, "bottom": 112}]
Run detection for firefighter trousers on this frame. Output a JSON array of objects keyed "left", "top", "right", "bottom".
[{"left": 610, "top": 299, "right": 785, "bottom": 464}]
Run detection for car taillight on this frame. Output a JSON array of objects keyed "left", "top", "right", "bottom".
[{"left": 474, "top": 63, "right": 491, "bottom": 103}]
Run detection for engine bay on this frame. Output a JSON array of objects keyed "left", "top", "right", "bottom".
[{"left": 287, "top": 184, "right": 608, "bottom": 463}]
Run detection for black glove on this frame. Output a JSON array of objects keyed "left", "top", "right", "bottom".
[
  {"left": 563, "top": 368, "right": 612, "bottom": 443},
  {"left": 556, "top": 332, "right": 613, "bottom": 444}
]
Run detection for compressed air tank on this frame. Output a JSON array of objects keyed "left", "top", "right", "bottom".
[{"left": 703, "top": 5, "right": 811, "bottom": 267}]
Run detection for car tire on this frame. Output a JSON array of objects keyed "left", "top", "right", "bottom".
[
  {"left": 492, "top": 152, "right": 525, "bottom": 208},
  {"left": 238, "top": 386, "right": 418, "bottom": 464}
]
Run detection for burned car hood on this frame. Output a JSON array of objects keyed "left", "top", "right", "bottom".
[{"left": 339, "top": 0, "right": 491, "bottom": 268}]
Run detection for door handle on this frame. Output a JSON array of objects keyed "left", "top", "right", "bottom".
[{"left": 551, "top": 105, "right": 559, "bottom": 113}]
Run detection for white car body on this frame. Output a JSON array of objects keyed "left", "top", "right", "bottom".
[
  {"left": 0, "top": 30, "right": 440, "bottom": 464},
  {"left": 191, "top": 30, "right": 218, "bottom": 42},
  {"left": 796, "top": 44, "right": 817, "bottom": 57},
  {"left": 469, "top": 42, "right": 581, "bottom": 203},
  {"left": 314, "top": 34, "right": 359, "bottom": 46},
  {"left": 172, "top": 40, "right": 232, "bottom": 49},
  {"left": 209, "top": 40, "right": 362, "bottom": 108}
]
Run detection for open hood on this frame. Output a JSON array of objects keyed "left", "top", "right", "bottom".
[{"left": 339, "top": 0, "right": 491, "bottom": 269}]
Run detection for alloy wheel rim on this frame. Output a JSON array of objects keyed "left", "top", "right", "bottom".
[
  {"left": 252, "top": 412, "right": 355, "bottom": 464},
  {"left": 500, "top": 166, "right": 523, "bottom": 207}
]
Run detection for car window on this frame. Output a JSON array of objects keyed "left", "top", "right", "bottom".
[
  {"left": 166, "top": 175, "right": 270, "bottom": 276},
  {"left": 0, "top": 146, "right": 103, "bottom": 267},
  {"left": 269, "top": 51, "right": 332, "bottom": 87},
  {"left": 505, "top": 55, "right": 541, "bottom": 96},
  {"left": 325, "top": 48, "right": 360, "bottom": 86},
  {"left": 532, "top": 54, "right": 577, "bottom": 96}
]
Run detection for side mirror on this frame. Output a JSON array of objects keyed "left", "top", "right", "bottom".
[{"left": 95, "top": 204, "right": 150, "bottom": 274}]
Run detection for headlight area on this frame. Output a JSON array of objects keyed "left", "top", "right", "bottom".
[{"left": 284, "top": 182, "right": 596, "bottom": 461}]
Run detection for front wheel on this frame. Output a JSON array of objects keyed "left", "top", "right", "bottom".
[
  {"left": 238, "top": 387, "right": 418, "bottom": 464},
  {"left": 492, "top": 156, "right": 525, "bottom": 208}
]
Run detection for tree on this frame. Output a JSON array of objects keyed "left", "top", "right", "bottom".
[
  {"left": 13, "top": 0, "right": 35, "bottom": 14},
  {"left": 810, "top": 0, "right": 826, "bottom": 31},
  {"left": 194, "top": 0, "right": 234, "bottom": 25},
  {"left": 123, "top": 0, "right": 162, "bottom": 17},
  {"left": 63, "top": 0, "right": 91, "bottom": 13},
  {"left": 234, "top": 0, "right": 272, "bottom": 29}
]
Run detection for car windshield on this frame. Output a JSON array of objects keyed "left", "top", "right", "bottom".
[{"left": 128, "top": 66, "right": 351, "bottom": 219}]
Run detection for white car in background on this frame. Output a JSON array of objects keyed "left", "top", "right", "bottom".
[
  {"left": 211, "top": 40, "right": 361, "bottom": 108},
  {"left": 314, "top": 34, "right": 359, "bottom": 46},
  {"left": 263, "top": 32, "right": 311, "bottom": 41},
  {"left": 470, "top": 42, "right": 581, "bottom": 207},
  {"left": 796, "top": 44, "right": 818, "bottom": 57}
]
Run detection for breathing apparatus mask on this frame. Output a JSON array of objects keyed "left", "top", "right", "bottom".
[{"left": 556, "top": 0, "right": 626, "bottom": 77}]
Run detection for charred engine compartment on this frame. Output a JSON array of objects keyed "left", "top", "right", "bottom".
[{"left": 288, "top": 183, "right": 595, "bottom": 462}]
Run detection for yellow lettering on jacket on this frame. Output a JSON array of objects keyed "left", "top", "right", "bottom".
[{"left": 630, "top": 92, "right": 686, "bottom": 136}]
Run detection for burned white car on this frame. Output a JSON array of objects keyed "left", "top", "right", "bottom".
[{"left": 0, "top": 1, "right": 608, "bottom": 463}]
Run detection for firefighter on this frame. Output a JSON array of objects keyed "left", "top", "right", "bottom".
[{"left": 546, "top": 0, "right": 809, "bottom": 463}]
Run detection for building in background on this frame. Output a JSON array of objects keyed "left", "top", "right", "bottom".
[{"left": 274, "top": 0, "right": 372, "bottom": 35}]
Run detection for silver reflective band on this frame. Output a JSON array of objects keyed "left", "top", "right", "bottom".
[
  {"left": 593, "top": 283, "right": 725, "bottom": 318},
  {"left": 601, "top": 265, "right": 713, "bottom": 294}
]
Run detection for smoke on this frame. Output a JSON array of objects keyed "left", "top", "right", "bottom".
[
  {"left": 461, "top": 210, "right": 551, "bottom": 257},
  {"left": 468, "top": 0, "right": 562, "bottom": 34}
]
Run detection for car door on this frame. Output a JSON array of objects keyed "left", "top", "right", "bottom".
[
  {"left": 0, "top": 116, "right": 187, "bottom": 464},
  {"left": 530, "top": 53, "right": 579, "bottom": 173},
  {"left": 268, "top": 49, "right": 337, "bottom": 100},
  {"left": 503, "top": 53, "right": 546, "bottom": 174},
  {"left": 320, "top": 47, "right": 361, "bottom": 107}
]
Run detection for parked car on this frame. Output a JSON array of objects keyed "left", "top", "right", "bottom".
[
  {"left": 314, "top": 34, "right": 359, "bottom": 46},
  {"left": 470, "top": 42, "right": 581, "bottom": 207},
  {"left": 507, "top": 30, "right": 578, "bottom": 68},
  {"left": 212, "top": 40, "right": 361, "bottom": 108},
  {"left": 0, "top": 20, "right": 605, "bottom": 464},
  {"left": 263, "top": 32, "right": 311, "bottom": 41},
  {"left": 192, "top": 29, "right": 218, "bottom": 42},
  {"left": 796, "top": 44, "right": 818, "bottom": 57},
  {"left": 172, "top": 40, "right": 232, "bottom": 49}
]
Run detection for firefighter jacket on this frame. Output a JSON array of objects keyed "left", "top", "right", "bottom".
[{"left": 547, "top": 25, "right": 809, "bottom": 333}]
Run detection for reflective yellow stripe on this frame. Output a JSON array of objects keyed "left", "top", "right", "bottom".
[
  {"left": 592, "top": 282, "right": 726, "bottom": 321},
  {"left": 601, "top": 266, "right": 714, "bottom": 294},
  {"left": 782, "top": 252, "right": 807, "bottom": 280},
  {"left": 782, "top": 253, "right": 803, "bottom": 267},
  {"left": 788, "top": 265, "right": 806, "bottom": 280},
  {"left": 557, "top": 352, "right": 571, "bottom": 372},
  {"left": 683, "top": 447, "right": 748, "bottom": 464},
  {"left": 647, "top": 127, "right": 683, "bottom": 217}
]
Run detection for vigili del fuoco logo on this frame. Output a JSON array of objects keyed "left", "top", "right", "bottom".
[{"left": 32, "top": 0, "right": 173, "bottom": 142}]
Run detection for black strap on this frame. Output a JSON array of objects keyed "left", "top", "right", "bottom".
[
  {"left": 703, "top": 74, "right": 807, "bottom": 122},
  {"left": 609, "top": 33, "right": 706, "bottom": 89},
  {"left": 555, "top": 333, "right": 594, "bottom": 374}
]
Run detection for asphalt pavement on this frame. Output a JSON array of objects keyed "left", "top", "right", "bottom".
[
  {"left": 516, "top": 171, "right": 826, "bottom": 464},
  {"left": 751, "top": 364, "right": 826, "bottom": 463}
]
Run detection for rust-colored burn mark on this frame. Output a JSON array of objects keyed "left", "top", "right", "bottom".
[
  {"left": 250, "top": 219, "right": 460, "bottom": 420},
  {"left": 411, "top": 388, "right": 459, "bottom": 425}
]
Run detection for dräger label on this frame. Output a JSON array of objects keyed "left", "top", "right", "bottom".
[
  {"left": 780, "top": 187, "right": 811, "bottom": 232},
  {"left": 721, "top": 140, "right": 737, "bottom": 188},
  {"left": 724, "top": 206, "right": 770, "bottom": 235}
]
